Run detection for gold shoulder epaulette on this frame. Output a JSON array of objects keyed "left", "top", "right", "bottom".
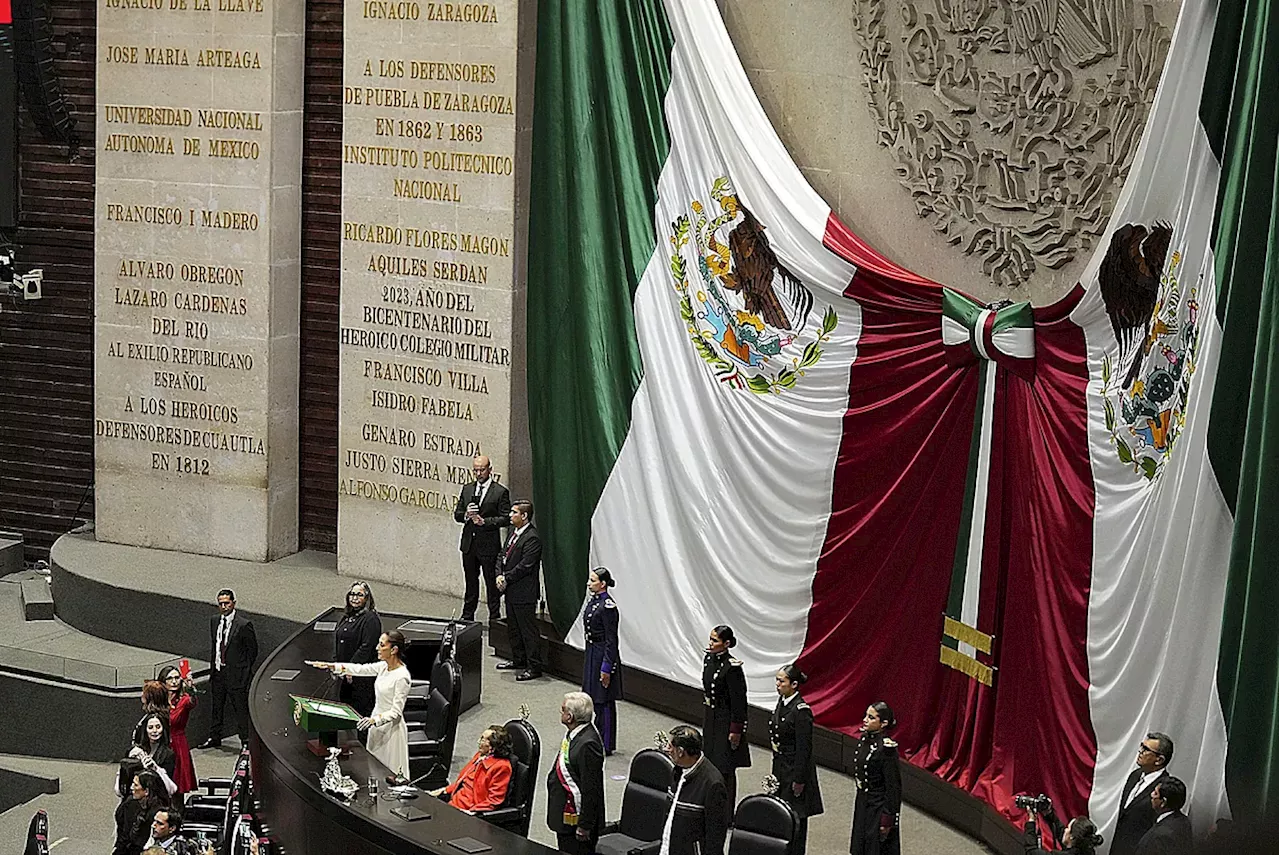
[
  {"left": 604, "top": 599, "right": 617, "bottom": 609},
  {"left": 728, "top": 657, "right": 743, "bottom": 667},
  {"left": 882, "top": 737, "right": 898, "bottom": 748}
]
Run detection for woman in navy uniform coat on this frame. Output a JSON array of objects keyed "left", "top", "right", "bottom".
[
  {"left": 770, "top": 663, "right": 823, "bottom": 852},
  {"left": 580, "top": 568, "right": 623, "bottom": 754},
  {"left": 703, "top": 624, "right": 750, "bottom": 822},
  {"left": 850, "top": 701, "right": 902, "bottom": 855}
]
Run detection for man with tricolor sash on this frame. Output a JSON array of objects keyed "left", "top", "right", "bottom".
[{"left": 545, "top": 692, "right": 605, "bottom": 853}]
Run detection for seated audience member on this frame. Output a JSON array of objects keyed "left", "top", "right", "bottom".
[
  {"left": 130, "top": 713, "right": 179, "bottom": 796},
  {"left": 1136, "top": 777, "right": 1192, "bottom": 855},
  {"left": 144, "top": 806, "right": 214, "bottom": 854},
  {"left": 431, "top": 725, "right": 514, "bottom": 813},
  {"left": 114, "top": 770, "right": 169, "bottom": 855}
]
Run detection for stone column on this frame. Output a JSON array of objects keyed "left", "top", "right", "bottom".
[
  {"left": 94, "top": 0, "right": 303, "bottom": 561},
  {"left": 337, "top": 0, "right": 523, "bottom": 596}
]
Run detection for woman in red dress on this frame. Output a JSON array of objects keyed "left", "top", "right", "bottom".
[{"left": 158, "top": 665, "right": 197, "bottom": 795}]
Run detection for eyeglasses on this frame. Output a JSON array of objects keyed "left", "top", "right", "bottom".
[{"left": 1138, "top": 744, "right": 1166, "bottom": 757}]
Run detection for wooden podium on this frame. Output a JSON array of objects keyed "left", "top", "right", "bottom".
[{"left": 290, "top": 695, "right": 362, "bottom": 758}]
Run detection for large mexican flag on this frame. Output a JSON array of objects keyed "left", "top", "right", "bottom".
[{"left": 526, "top": 0, "right": 1276, "bottom": 838}]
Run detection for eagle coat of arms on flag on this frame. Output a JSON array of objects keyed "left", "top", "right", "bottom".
[
  {"left": 666, "top": 177, "right": 838, "bottom": 394},
  {"left": 1099, "top": 222, "right": 1203, "bottom": 480}
]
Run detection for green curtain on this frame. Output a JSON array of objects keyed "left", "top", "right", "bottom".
[
  {"left": 1205, "top": 0, "right": 1278, "bottom": 825},
  {"left": 526, "top": 0, "right": 672, "bottom": 632}
]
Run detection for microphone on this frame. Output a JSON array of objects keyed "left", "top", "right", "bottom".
[{"left": 385, "top": 762, "right": 446, "bottom": 795}]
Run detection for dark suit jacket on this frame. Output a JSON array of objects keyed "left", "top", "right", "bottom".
[
  {"left": 545, "top": 724, "right": 605, "bottom": 835},
  {"left": 1113, "top": 769, "right": 1169, "bottom": 855},
  {"left": 1136, "top": 812, "right": 1193, "bottom": 855},
  {"left": 209, "top": 612, "right": 258, "bottom": 688},
  {"left": 663, "top": 757, "right": 728, "bottom": 855},
  {"left": 454, "top": 480, "right": 511, "bottom": 557},
  {"left": 500, "top": 526, "right": 542, "bottom": 606}
]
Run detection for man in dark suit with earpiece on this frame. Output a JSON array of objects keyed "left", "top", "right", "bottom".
[
  {"left": 453, "top": 455, "right": 511, "bottom": 623},
  {"left": 495, "top": 499, "right": 542, "bottom": 681},
  {"left": 197, "top": 589, "right": 258, "bottom": 749},
  {"left": 1136, "top": 777, "right": 1192, "bottom": 855},
  {"left": 1113, "top": 732, "right": 1174, "bottom": 855}
]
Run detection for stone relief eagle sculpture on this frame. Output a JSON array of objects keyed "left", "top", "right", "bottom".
[{"left": 1098, "top": 221, "right": 1174, "bottom": 386}]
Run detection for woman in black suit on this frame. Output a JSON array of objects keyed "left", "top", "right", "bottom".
[
  {"left": 334, "top": 581, "right": 381, "bottom": 718},
  {"left": 770, "top": 663, "right": 823, "bottom": 852},
  {"left": 129, "top": 713, "right": 178, "bottom": 797},
  {"left": 849, "top": 701, "right": 902, "bottom": 855},
  {"left": 703, "top": 624, "right": 750, "bottom": 823}
]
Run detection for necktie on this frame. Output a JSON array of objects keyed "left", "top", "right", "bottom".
[
  {"left": 219, "top": 617, "right": 229, "bottom": 668},
  {"left": 505, "top": 531, "right": 518, "bottom": 559}
]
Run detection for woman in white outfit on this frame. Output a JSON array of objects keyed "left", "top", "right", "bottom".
[{"left": 308, "top": 629, "right": 412, "bottom": 779}]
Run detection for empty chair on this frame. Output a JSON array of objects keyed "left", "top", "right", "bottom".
[
  {"left": 183, "top": 746, "right": 252, "bottom": 841},
  {"left": 406, "top": 658, "right": 461, "bottom": 786},
  {"left": 480, "top": 718, "right": 541, "bottom": 836},
  {"left": 404, "top": 630, "right": 457, "bottom": 725},
  {"left": 596, "top": 749, "right": 677, "bottom": 855},
  {"left": 727, "top": 794, "right": 798, "bottom": 855}
]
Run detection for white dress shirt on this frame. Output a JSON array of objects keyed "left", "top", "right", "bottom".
[
  {"left": 215, "top": 610, "right": 236, "bottom": 670},
  {"left": 659, "top": 756, "right": 704, "bottom": 855},
  {"left": 1125, "top": 769, "right": 1164, "bottom": 808}
]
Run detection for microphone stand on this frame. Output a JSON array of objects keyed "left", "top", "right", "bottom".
[{"left": 383, "top": 762, "right": 446, "bottom": 797}]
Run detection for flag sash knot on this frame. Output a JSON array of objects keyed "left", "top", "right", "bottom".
[{"left": 941, "top": 289, "right": 1037, "bottom": 380}]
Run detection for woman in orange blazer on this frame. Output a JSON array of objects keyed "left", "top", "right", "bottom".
[{"left": 432, "top": 724, "right": 514, "bottom": 813}]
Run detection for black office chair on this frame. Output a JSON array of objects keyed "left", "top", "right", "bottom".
[
  {"left": 183, "top": 747, "right": 252, "bottom": 847},
  {"left": 405, "top": 650, "right": 456, "bottom": 726},
  {"left": 727, "top": 794, "right": 798, "bottom": 855},
  {"left": 480, "top": 717, "right": 540, "bottom": 836},
  {"left": 596, "top": 749, "right": 676, "bottom": 855},
  {"left": 25, "top": 808, "right": 49, "bottom": 855},
  {"left": 405, "top": 658, "right": 461, "bottom": 786}
]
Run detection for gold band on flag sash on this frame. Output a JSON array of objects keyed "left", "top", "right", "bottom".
[
  {"left": 943, "top": 616, "right": 993, "bottom": 654},
  {"left": 939, "top": 645, "right": 994, "bottom": 686}
]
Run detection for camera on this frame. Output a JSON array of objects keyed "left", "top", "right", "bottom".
[{"left": 1015, "top": 793, "right": 1053, "bottom": 814}]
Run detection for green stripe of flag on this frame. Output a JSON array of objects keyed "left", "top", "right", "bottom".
[
  {"left": 1202, "top": 0, "right": 1278, "bottom": 825},
  {"left": 526, "top": 0, "right": 673, "bottom": 632}
]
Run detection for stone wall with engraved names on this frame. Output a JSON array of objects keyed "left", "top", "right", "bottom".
[
  {"left": 94, "top": 0, "right": 303, "bottom": 560},
  {"left": 338, "top": 0, "right": 525, "bottom": 595}
]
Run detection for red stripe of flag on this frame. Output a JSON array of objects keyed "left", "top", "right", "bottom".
[{"left": 805, "top": 211, "right": 1097, "bottom": 824}]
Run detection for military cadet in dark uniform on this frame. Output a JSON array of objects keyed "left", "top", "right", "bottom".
[
  {"left": 770, "top": 663, "right": 823, "bottom": 853},
  {"left": 580, "top": 568, "right": 622, "bottom": 754},
  {"left": 702, "top": 624, "right": 750, "bottom": 823},
  {"left": 850, "top": 701, "right": 902, "bottom": 855}
]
